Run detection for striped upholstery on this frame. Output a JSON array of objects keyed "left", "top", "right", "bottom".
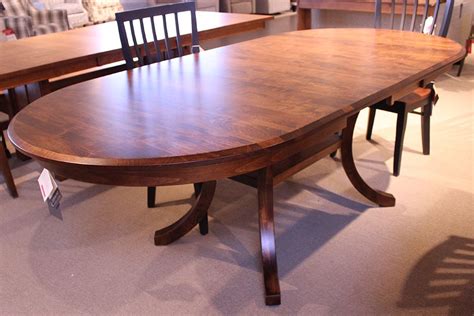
[
  {"left": 42, "top": 0, "right": 89, "bottom": 28},
  {"left": 0, "top": 14, "right": 33, "bottom": 38},
  {"left": 0, "top": 0, "right": 69, "bottom": 38}
]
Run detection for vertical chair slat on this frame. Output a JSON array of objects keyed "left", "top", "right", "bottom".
[
  {"left": 374, "top": 0, "right": 382, "bottom": 28},
  {"left": 431, "top": 0, "right": 441, "bottom": 35},
  {"left": 115, "top": 2, "right": 199, "bottom": 68},
  {"left": 116, "top": 16, "right": 134, "bottom": 69},
  {"left": 400, "top": 0, "right": 407, "bottom": 30},
  {"left": 390, "top": 0, "right": 395, "bottom": 29},
  {"left": 174, "top": 12, "right": 184, "bottom": 57},
  {"left": 129, "top": 20, "right": 143, "bottom": 67},
  {"left": 139, "top": 18, "right": 152, "bottom": 64},
  {"left": 410, "top": 0, "right": 418, "bottom": 31},
  {"left": 190, "top": 6, "right": 200, "bottom": 53},
  {"left": 438, "top": 0, "right": 454, "bottom": 37},
  {"left": 420, "top": 0, "right": 429, "bottom": 33},
  {"left": 150, "top": 16, "right": 161, "bottom": 62},
  {"left": 162, "top": 15, "right": 172, "bottom": 60}
]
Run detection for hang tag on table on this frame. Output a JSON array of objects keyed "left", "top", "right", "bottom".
[{"left": 38, "top": 169, "right": 63, "bottom": 220}]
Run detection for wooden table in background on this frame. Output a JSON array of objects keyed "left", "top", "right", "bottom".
[
  {"left": 297, "top": 0, "right": 443, "bottom": 30},
  {"left": 0, "top": 12, "right": 272, "bottom": 94},
  {"left": 8, "top": 29, "right": 464, "bottom": 305}
]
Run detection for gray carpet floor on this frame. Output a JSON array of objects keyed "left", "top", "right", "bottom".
[{"left": 1, "top": 39, "right": 473, "bottom": 316}]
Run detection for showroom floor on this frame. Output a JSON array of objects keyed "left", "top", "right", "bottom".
[{"left": 1, "top": 15, "right": 473, "bottom": 315}]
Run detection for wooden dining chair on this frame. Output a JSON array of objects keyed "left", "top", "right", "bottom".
[
  {"left": 1, "top": 135, "right": 17, "bottom": 198},
  {"left": 115, "top": 3, "right": 201, "bottom": 208},
  {"left": 0, "top": 102, "right": 18, "bottom": 198},
  {"left": 0, "top": 90, "right": 18, "bottom": 198},
  {"left": 368, "top": 0, "right": 455, "bottom": 176},
  {"left": 115, "top": 2, "right": 200, "bottom": 70}
]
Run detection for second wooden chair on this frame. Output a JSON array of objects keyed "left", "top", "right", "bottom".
[{"left": 368, "top": 0, "right": 454, "bottom": 176}]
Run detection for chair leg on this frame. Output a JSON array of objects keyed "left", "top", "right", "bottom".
[
  {"left": 421, "top": 104, "right": 431, "bottom": 155},
  {"left": 457, "top": 58, "right": 465, "bottom": 77},
  {"left": 193, "top": 183, "right": 208, "bottom": 235},
  {"left": 0, "top": 141, "right": 18, "bottom": 198},
  {"left": 1, "top": 133, "right": 11, "bottom": 158},
  {"left": 366, "top": 107, "right": 376, "bottom": 140},
  {"left": 329, "top": 132, "right": 342, "bottom": 158},
  {"left": 147, "top": 187, "right": 156, "bottom": 208},
  {"left": 393, "top": 110, "right": 408, "bottom": 177}
]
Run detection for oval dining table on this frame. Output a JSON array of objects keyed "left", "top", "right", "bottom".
[{"left": 8, "top": 28, "right": 464, "bottom": 305}]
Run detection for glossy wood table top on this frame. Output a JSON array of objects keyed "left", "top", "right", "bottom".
[
  {"left": 7, "top": 28, "right": 464, "bottom": 305},
  {"left": 8, "top": 29, "right": 464, "bottom": 174},
  {"left": 0, "top": 12, "right": 272, "bottom": 90}
]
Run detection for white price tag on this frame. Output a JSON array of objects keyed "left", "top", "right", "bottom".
[{"left": 38, "top": 169, "right": 58, "bottom": 202}]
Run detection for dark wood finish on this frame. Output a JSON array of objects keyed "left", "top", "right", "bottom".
[
  {"left": 342, "top": 114, "right": 396, "bottom": 206},
  {"left": 116, "top": 3, "right": 200, "bottom": 69},
  {"left": 1, "top": 92, "right": 17, "bottom": 198},
  {"left": 367, "top": 87, "right": 435, "bottom": 175},
  {"left": 297, "top": 0, "right": 445, "bottom": 30},
  {"left": 116, "top": 3, "right": 204, "bottom": 208},
  {"left": 421, "top": 103, "right": 431, "bottom": 155},
  {"left": 192, "top": 182, "right": 209, "bottom": 235},
  {"left": 8, "top": 29, "right": 464, "bottom": 305},
  {"left": 0, "top": 139, "right": 17, "bottom": 198},
  {"left": 366, "top": 107, "right": 376, "bottom": 140},
  {"left": 394, "top": 109, "right": 408, "bottom": 177},
  {"left": 374, "top": 0, "right": 453, "bottom": 36},
  {"left": 48, "top": 62, "right": 128, "bottom": 92},
  {"left": 257, "top": 167, "right": 281, "bottom": 305},
  {"left": 154, "top": 180, "right": 215, "bottom": 245},
  {"left": 0, "top": 12, "right": 272, "bottom": 91},
  {"left": 368, "top": 0, "right": 454, "bottom": 176},
  {"left": 147, "top": 186, "right": 156, "bottom": 207}
]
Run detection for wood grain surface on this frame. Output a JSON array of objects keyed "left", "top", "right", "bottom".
[
  {"left": 6, "top": 28, "right": 464, "bottom": 306},
  {"left": 8, "top": 29, "right": 464, "bottom": 185},
  {"left": 0, "top": 12, "right": 272, "bottom": 90}
]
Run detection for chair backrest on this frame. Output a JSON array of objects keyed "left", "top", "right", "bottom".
[
  {"left": 115, "top": 2, "right": 200, "bottom": 69},
  {"left": 374, "top": 0, "right": 454, "bottom": 37}
]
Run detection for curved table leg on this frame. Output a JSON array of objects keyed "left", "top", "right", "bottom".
[
  {"left": 154, "top": 181, "right": 216, "bottom": 245},
  {"left": 341, "top": 113, "right": 396, "bottom": 207},
  {"left": 258, "top": 167, "right": 281, "bottom": 305}
]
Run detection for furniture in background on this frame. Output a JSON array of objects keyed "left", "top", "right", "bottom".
[
  {"left": 0, "top": 11, "right": 270, "bottom": 97},
  {"left": 457, "top": 19, "right": 473, "bottom": 76},
  {"left": 0, "top": 92, "right": 17, "bottom": 198},
  {"left": 82, "top": 0, "right": 122, "bottom": 23},
  {"left": 8, "top": 29, "right": 463, "bottom": 305},
  {"left": 116, "top": 2, "right": 203, "bottom": 210},
  {"left": 0, "top": 0, "right": 69, "bottom": 38},
  {"left": 41, "top": 0, "right": 89, "bottom": 28},
  {"left": 296, "top": 0, "right": 446, "bottom": 30},
  {"left": 0, "top": 138, "right": 17, "bottom": 197},
  {"left": 220, "top": 0, "right": 254, "bottom": 13},
  {"left": 256, "top": 0, "right": 290, "bottom": 14},
  {"left": 149, "top": 0, "right": 219, "bottom": 11},
  {"left": 366, "top": 0, "right": 455, "bottom": 176}
]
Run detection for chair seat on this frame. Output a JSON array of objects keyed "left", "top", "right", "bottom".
[{"left": 396, "top": 87, "right": 431, "bottom": 106}]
